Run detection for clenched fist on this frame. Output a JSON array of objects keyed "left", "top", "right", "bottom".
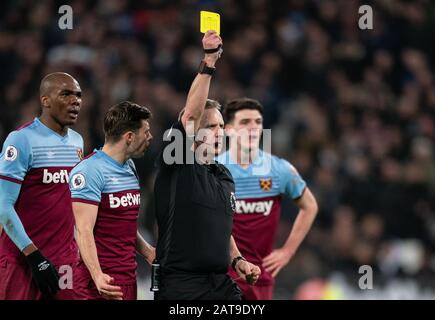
[{"left": 202, "top": 30, "right": 223, "bottom": 66}]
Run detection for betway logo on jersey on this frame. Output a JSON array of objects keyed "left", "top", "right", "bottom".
[
  {"left": 109, "top": 193, "right": 140, "bottom": 209},
  {"left": 235, "top": 200, "right": 274, "bottom": 216},
  {"left": 42, "top": 169, "right": 69, "bottom": 184}
]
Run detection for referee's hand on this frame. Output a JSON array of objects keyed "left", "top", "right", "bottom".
[
  {"left": 234, "top": 260, "right": 261, "bottom": 285},
  {"left": 202, "top": 30, "right": 223, "bottom": 63}
]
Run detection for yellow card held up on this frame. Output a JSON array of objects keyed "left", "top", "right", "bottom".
[{"left": 200, "top": 11, "right": 220, "bottom": 35}]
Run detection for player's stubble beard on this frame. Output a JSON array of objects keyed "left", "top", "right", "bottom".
[{"left": 131, "top": 139, "right": 149, "bottom": 159}]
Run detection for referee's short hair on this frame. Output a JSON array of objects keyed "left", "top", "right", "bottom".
[
  {"left": 178, "top": 99, "right": 221, "bottom": 121},
  {"left": 104, "top": 101, "right": 152, "bottom": 142}
]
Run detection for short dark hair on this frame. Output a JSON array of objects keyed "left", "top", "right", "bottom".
[
  {"left": 222, "top": 98, "right": 264, "bottom": 124},
  {"left": 177, "top": 99, "right": 221, "bottom": 121},
  {"left": 104, "top": 101, "right": 152, "bottom": 142}
]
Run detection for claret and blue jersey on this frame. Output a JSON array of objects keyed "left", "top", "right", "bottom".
[
  {"left": 0, "top": 117, "right": 83, "bottom": 265},
  {"left": 69, "top": 150, "right": 141, "bottom": 284},
  {"left": 216, "top": 149, "right": 306, "bottom": 285}
]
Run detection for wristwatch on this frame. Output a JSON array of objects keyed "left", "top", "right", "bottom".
[
  {"left": 231, "top": 256, "right": 246, "bottom": 271},
  {"left": 198, "top": 60, "right": 216, "bottom": 75}
]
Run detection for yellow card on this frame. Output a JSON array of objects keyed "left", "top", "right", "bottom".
[{"left": 200, "top": 11, "right": 220, "bottom": 35}]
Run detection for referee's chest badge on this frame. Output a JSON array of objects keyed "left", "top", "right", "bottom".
[
  {"left": 230, "top": 192, "right": 236, "bottom": 212},
  {"left": 259, "top": 178, "right": 272, "bottom": 191}
]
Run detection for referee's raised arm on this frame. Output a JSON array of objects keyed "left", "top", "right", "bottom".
[
  {"left": 153, "top": 27, "right": 261, "bottom": 301},
  {"left": 180, "top": 30, "right": 223, "bottom": 135}
]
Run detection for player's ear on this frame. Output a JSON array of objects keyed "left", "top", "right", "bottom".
[
  {"left": 124, "top": 131, "right": 134, "bottom": 145},
  {"left": 40, "top": 95, "right": 50, "bottom": 108}
]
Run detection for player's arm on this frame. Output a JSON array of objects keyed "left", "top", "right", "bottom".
[
  {"left": 73, "top": 202, "right": 123, "bottom": 300},
  {"left": 0, "top": 180, "right": 62, "bottom": 283},
  {"left": 0, "top": 135, "right": 59, "bottom": 295},
  {"left": 180, "top": 30, "right": 222, "bottom": 134},
  {"left": 0, "top": 179, "right": 32, "bottom": 250},
  {"left": 0, "top": 134, "right": 35, "bottom": 253},
  {"left": 229, "top": 235, "right": 261, "bottom": 284},
  {"left": 70, "top": 167, "right": 123, "bottom": 300},
  {"left": 263, "top": 187, "right": 318, "bottom": 277},
  {"left": 136, "top": 231, "right": 155, "bottom": 265},
  {"left": 0, "top": 189, "right": 61, "bottom": 295}
]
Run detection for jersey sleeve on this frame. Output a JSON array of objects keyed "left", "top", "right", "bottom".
[
  {"left": 0, "top": 179, "right": 32, "bottom": 250},
  {"left": 69, "top": 160, "right": 104, "bottom": 205},
  {"left": 279, "top": 159, "right": 307, "bottom": 200},
  {"left": 0, "top": 131, "right": 32, "bottom": 183}
]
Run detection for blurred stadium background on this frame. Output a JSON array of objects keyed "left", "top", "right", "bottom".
[{"left": 1, "top": 0, "right": 435, "bottom": 299}]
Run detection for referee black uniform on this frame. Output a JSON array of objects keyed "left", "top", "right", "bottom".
[{"left": 153, "top": 121, "right": 241, "bottom": 300}]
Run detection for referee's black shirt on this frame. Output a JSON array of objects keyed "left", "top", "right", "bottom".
[{"left": 154, "top": 121, "right": 236, "bottom": 274}]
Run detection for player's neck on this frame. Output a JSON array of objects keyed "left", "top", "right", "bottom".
[
  {"left": 39, "top": 114, "right": 68, "bottom": 136},
  {"left": 102, "top": 144, "right": 128, "bottom": 164},
  {"left": 229, "top": 144, "right": 259, "bottom": 169}
]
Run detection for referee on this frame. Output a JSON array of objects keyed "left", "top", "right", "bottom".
[{"left": 153, "top": 31, "right": 261, "bottom": 300}]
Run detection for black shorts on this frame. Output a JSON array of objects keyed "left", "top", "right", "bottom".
[{"left": 155, "top": 271, "right": 242, "bottom": 300}]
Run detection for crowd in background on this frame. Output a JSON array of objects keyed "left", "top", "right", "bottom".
[{"left": 1, "top": 0, "right": 434, "bottom": 298}]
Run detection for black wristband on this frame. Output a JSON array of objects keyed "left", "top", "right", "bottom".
[
  {"left": 198, "top": 60, "right": 215, "bottom": 75},
  {"left": 204, "top": 45, "right": 222, "bottom": 54},
  {"left": 231, "top": 256, "right": 246, "bottom": 271}
]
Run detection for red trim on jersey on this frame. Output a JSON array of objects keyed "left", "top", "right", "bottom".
[
  {"left": 15, "top": 120, "right": 35, "bottom": 131},
  {"left": 82, "top": 151, "right": 96, "bottom": 161},
  {"left": 292, "top": 186, "right": 307, "bottom": 201},
  {"left": 71, "top": 151, "right": 96, "bottom": 170},
  {"left": 0, "top": 175, "right": 22, "bottom": 184},
  {"left": 101, "top": 189, "right": 140, "bottom": 195},
  {"left": 71, "top": 198, "right": 100, "bottom": 206}
]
